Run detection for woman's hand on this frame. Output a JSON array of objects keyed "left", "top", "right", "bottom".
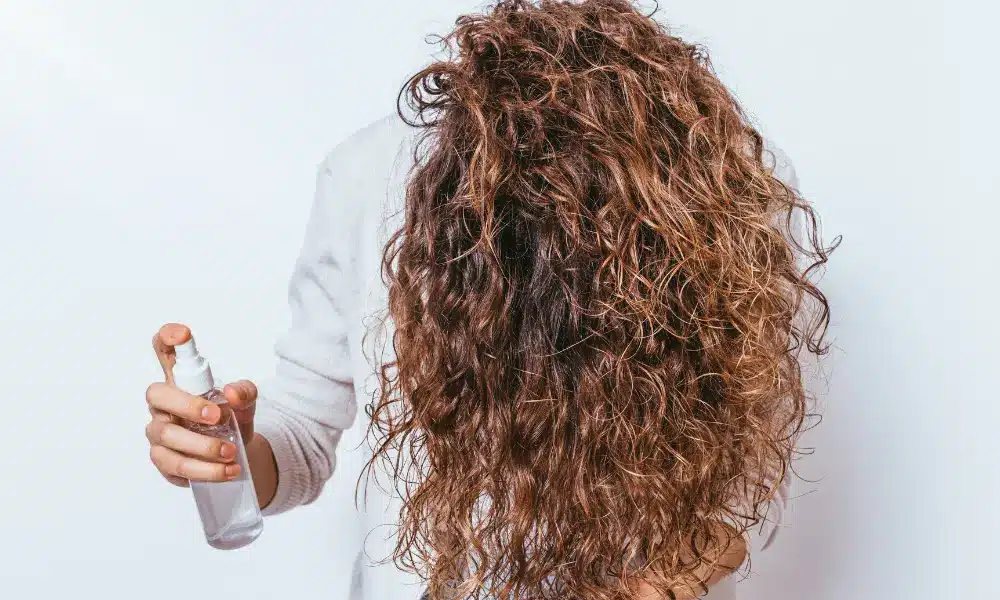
[{"left": 145, "top": 322, "right": 259, "bottom": 486}]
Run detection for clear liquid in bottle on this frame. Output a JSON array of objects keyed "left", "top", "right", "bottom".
[{"left": 186, "top": 388, "right": 263, "bottom": 550}]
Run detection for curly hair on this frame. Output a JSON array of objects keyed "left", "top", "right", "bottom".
[{"left": 363, "top": 1, "right": 835, "bottom": 598}]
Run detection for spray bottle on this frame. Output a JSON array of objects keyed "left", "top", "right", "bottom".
[{"left": 172, "top": 336, "right": 263, "bottom": 549}]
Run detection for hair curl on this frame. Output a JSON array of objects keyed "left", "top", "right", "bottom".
[{"left": 364, "top": 1, "right": 836, "bottom": 598}]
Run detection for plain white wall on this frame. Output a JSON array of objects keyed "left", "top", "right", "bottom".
[{"left": 0, "top": 1, "right": 996, "bottom": 598}]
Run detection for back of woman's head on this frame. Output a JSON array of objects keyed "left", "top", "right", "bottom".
[{"left": 366, "top": 1, "right": 834, "bottom": 598}]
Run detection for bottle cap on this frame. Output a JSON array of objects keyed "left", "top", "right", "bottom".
[{"left": 173, "top": 337, "right": 215, "bottom": 396}]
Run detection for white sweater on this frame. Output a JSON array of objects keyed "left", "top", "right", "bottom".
[{"left": 253, "top": 112, "right": 795, "bottom": 600}]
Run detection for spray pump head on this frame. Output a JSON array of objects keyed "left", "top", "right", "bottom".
[{"left": 173, "top": 337, "right": 215, "bottom": 396}]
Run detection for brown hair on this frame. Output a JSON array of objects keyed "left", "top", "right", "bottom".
[{"left": 364, "top": 1, "right": 835, "bottom": 598}]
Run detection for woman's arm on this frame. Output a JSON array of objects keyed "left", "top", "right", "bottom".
[
  {"left": 251, "top": 149, "right": 360, "bottom": 514},
  {"left": 245, "top": 432, "right": 279, "bottom": 509}
]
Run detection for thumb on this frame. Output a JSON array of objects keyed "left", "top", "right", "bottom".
[
  {"left": 223, "top": 380, "right": 258, "bottom": 413},
  {"left": 223, "top": 380, "right": 257, "bottom": 437},
  {"left": 152, "top": 323, "right": 191, "bottom": 384}
]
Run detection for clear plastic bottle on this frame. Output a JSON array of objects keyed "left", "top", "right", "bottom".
[{"left": 173, "top": 337, "right": 263, "bottom": 550}]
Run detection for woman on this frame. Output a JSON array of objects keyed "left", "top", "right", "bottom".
[{"left": 144, "top": 1, "right": 833, "bottom": 598}]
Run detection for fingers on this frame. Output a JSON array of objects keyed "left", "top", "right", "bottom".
[
  {"left": 146, "top": 408, "right": 236, "bottom": 486},
  {"left": 145, "top": 418, "right": 237, "bottom": 463},
  {"left": 146, "top": 381, "right": 222, "bottom": 424},
  {"left": 147, "top": 410, "right": 184, "bottom": 486},
  {"left": 149, "top": 445, "right": 242, "bottom": 483},
  {"left": 149, "top": 323, "right": 236, "bottom": 487},
  {"left": 152, "top": 323, "right": 191, "bottom": 384}
]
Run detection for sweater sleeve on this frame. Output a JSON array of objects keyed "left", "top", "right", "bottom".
[{"left": 254, "top": 153, "right": 359, "bottom": 516}]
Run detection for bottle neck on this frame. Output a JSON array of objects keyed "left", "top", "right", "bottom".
[{"left": 173, "top": 358, "right": 214, "bottom": 396}]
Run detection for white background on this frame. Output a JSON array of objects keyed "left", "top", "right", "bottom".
[{"left": 0, "top": 1, "right": 996, "bottom": 598}]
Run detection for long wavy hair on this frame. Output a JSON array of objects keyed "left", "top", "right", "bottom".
[{"left": 364, "top": 1, "right": 835, "bottom": 598}]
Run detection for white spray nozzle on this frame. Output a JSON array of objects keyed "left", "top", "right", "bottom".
[
  {"left": 173, "top": 337, "right": 215, "bottom": 396},
  {"left": 175, "top": 338, "right": 198, "bottom": 358}
]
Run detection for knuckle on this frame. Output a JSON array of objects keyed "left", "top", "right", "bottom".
[
  {"left": 173, "top": 456, "right": 188, "bottom": 479},
  {"left": 208, "top": 437, "right": 224, "bottom": 457},
  {"left": 156, "top": 422, "right": 175, "bottom": 447},
  {"left": 149, "top": 446, "right": 162, "bottom": 467},
  {"left": 210, "top": 463, "right": 227, "bottom": 481},
  {"left": 145, "top": 382, "right": 160, "bottom": 406},
  {"left": 189, "top": 396, "right": 207, "bottom": 415}
]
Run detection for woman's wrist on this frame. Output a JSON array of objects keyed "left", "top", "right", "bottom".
[{"left": 247, "top": 432, "right": 279, "bottom": 509}]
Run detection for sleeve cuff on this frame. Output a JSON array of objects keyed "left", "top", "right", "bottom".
[{"left": 255, "top": 407, "right": 309, "bottom": 517}]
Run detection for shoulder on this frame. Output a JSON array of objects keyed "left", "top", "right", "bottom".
[
  {"left": 308, "top": 111, "right": 419, "bottom": 233},
  {"left": 304, "top": 113, "right": 420, "bottom": 264},
  {"left": 318, "top": 112, "right": 418, "bottom": 182}
]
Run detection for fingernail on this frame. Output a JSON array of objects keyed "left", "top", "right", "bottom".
[
  {"left": 201, "top": 405, "right": 219, "bottom": 422},
  {"left": 220, "top": 443, "right": 235, "bottom": 459},
  {"left": 225, "top": 464, "right": 241, "bottom": 479}
]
